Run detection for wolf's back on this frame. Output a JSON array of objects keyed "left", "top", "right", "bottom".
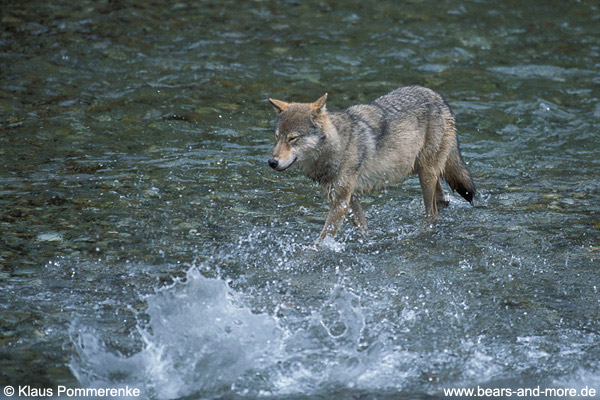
[{"left": 372, "top": 85, "right": 447, "bottom": 113}]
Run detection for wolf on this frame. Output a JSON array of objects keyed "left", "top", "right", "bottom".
[{"left": 267, "top": 85, "right": 475, "bottom": 243}]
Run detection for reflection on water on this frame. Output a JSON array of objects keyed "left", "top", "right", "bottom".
[{"left": 1, "top": 0, "right": 599, "bottom": 398}]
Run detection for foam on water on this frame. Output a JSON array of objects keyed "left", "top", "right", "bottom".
[
  {"left": 70, "top": 266, "right": 396, "bottom": 399},
  {"left": 70, "top": 268, "right": 283, "bottom": 399},
  {"left": 70, "top": 263, "right": 600, "bottom": 399}
]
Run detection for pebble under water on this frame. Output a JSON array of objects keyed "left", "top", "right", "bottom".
[{"left": 1, "top": 1, "right": 599, "bottom": 399}]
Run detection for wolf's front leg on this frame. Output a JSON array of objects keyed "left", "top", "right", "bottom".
[{"left": 317, "top": 185, "right": 353, "bottom": 243}]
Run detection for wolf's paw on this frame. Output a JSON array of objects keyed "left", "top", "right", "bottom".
[
  {"left": 313, "top": 236, "right": 345, "bottom": 252},
  {"left": 436, "top": 198, "right": 450, "bottom": 208}
]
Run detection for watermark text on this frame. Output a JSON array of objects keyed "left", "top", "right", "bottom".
[
  {"left": 3, "top": 385, "right": 140, "bottom": 398},
  {"left": 444, "top": 385, "right": 596, "bottom": 398}
]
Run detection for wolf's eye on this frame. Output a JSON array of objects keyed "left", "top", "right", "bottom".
[{"left": 288, "top": 135, "right": 300, "bottom": 143}]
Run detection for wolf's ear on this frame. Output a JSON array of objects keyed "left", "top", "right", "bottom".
[
  {"left": 311, "top": 93, "right": 328, "bottom": 115},
  {"left": 269, "top": 98, "right": 290, "bottom": 114}
]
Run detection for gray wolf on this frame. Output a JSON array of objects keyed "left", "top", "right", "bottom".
[{"left": 267, "top": 85, "right": 475, "bottom": 243}]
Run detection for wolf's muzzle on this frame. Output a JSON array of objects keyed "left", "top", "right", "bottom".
[{"left": 268, "top": 158, "right": 279, "bottom": 169}]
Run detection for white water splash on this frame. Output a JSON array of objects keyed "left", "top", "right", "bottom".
[
  {"left": 70, "top": 268, "right": 283, "bottom": 399},
  {"left": 70, "top": 268, "right": 380, "bottom": 399},
  {"left": 69, "top": 266, "right": 600, "bottom": 400}
]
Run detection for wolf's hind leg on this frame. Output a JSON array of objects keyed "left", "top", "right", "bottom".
[
  {"left": 418, "top": 170, "right": 439, "bottom": 217},
  {"left": 349, "top": 193, "right": 367, "bottom": 235},
  {"left": 435, "top": 177, "right": 449, "bottom": 208}
]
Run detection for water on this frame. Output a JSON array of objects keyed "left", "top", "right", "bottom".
[{"left": 1, "top": 0, "right": 599, "bottom": 398}]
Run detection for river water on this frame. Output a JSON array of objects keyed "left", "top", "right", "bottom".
[{"left": 1, "top": 1, "right": 599, "bottom": 399}]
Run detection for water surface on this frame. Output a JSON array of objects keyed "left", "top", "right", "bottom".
[{"left": 1, "top": 0, "right": 599, "bottom": 399}]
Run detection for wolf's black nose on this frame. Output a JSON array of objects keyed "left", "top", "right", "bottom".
[{"left": 268, "top": 158, "right": 278, "bottom": 169}]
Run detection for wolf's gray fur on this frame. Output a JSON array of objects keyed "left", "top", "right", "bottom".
[{"left": 268, "top": 85, "right": 475, "bottom": 242}]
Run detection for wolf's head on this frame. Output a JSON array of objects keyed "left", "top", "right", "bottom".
[{"left": 267, "top": 94, "right": 328, "bottom": 172}]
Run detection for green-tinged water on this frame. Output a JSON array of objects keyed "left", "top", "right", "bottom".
[{"left": 1, "top": 1, "right": 599, "bottom": 398}]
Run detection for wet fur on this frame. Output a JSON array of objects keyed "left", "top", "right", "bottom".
[{"left": 268, "top": 86, "right": 475, "bottom": 242}]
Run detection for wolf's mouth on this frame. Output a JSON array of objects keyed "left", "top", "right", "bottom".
[{"left": 276, "top": 157, "right": 297, "bottom": 171}]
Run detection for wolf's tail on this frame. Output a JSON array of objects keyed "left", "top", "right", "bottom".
[{"left": 443, "top": 137, "right": 475, "bottom": 204}]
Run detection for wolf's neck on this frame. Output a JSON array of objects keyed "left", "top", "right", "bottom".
[
  {"left": 328, "top": 110, "right": 357, "bottom": 140},
  {"left": 322, "top": 111, "right": 345, "bottom": 149},
  {"left": 299, "top": 111, "right": 347, "bottom": 186}
]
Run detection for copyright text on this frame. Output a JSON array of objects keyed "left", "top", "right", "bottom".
[{"left": 3, "top": 385, "right": 140, "bottom": 398}]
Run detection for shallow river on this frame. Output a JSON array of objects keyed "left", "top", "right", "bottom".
[{"left": 1, "top": 1, "right": 599, "bottom": 399}]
